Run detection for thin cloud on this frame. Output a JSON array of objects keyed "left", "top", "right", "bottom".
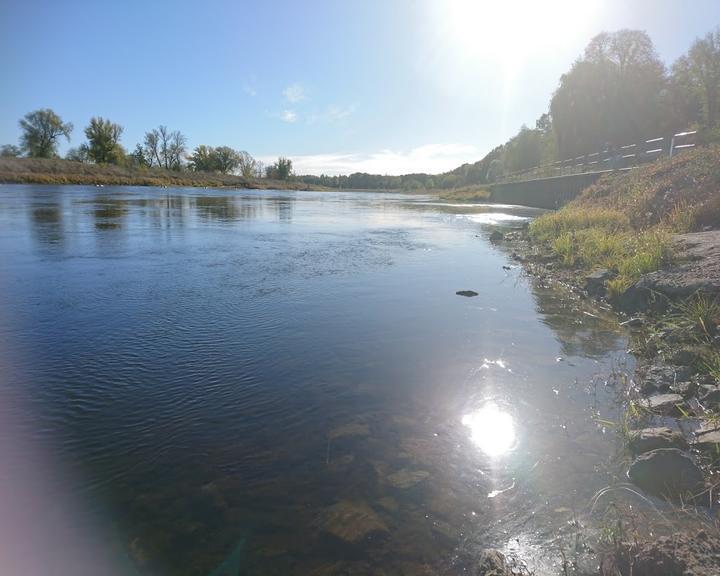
[
  {"left": 283, "top": 83, "right": 306, "bottom": 103},
  {"left": 260, "top": 143, "right": 481, "bottom": 176},
  {"left": 242, "top": 83, "right": 257, "bottom": 97},
  {"left": 306, "top": 104, "right": 356, "bottom": 125},
  {"left": 280, "top": 110, "right": 298, "bottom": 123}
]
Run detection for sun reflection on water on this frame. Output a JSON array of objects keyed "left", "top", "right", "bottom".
[{"left": 462, "top": 403, "right": 516, "bottom": 457}]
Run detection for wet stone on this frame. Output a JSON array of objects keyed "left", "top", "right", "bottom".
[
  {"left": 628, "top": 448, "right": 704, "bottom": 500},
  {"left": 628, "top": 427, "right": 688, "bottom": 455},
  {"left": 386, "top": 468, "right": 430, "bottom": 489},
  {"left": 585, "top": 268, "right": 614, "bottom": 297},
  {"left": 477, "top": 549, "right": 511, "bottom": 575},
  {"left": 693, "top": 429, "right": 720, "bottom": 450},
  {"left": 642, "top": 393, "right": 683, "bottom": 415},
  {"left": 699, "top": 385, "right": 720, "bottom": 405},
  {"left": 489, "top": 230, "right": 504, "bottom": 243},
  {"left": 316, "top": 501, "right": 389, "bottom": 543}
]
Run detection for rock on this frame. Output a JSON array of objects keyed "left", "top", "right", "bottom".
[
  {"left": 699, "top": 385, "right": 720, "bottom": 405},
  {"left": 316, "top": 501, "right": 388, "bottom": 543},
  {"left": 693, "top": 429, "right": 720, "bottom": 450},
  {"left": 456, "top": 290, "right": 479, "bottom": 297},
  {"left": 477, "top": 549, "right": 510, "bottom": 575},
  {"left": 585, "top": 268, "right": 615, "bottom": 297},
  {"left": 628, "top": 427, "right": 687, "bottom": 455},
  {"left": 376, "top": 496, "right": 399, "bottom": 512},
  {"left": 639, "top": 365, "right": 692, "bottom": 395},
  {"left": 627, "top": 448, "right": 704, "bottom": 499},
  {"left": 489, "top": 230, "right": 504, "bottom": 243},
  {"left": 642, "top": 393, "right": 684, "bottom": 414},
  {"left": 329, "top": 422, "right": 370, "bottom": 440},
  {"left": 385, "top": 468, "right": 430, "bottom": 489}
]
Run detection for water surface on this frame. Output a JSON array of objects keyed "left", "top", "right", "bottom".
[{"left": 0, "top": 185, "right": 630, "bottom": 575}]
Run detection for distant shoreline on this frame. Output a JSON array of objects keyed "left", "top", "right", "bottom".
[{"left": 0, "top": 157, "right": 324, "bottom": 191}]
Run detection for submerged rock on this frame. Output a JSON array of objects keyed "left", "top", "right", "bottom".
[
  {"left": 329, "top": 421, "right": 370, "bottom": 440},
  {"left": 628, "top": 427, "right": 687, "bottom": 455},
  {"left": 456, "top": 290, "right": 479, "bottom": 297},
  {"left": 385, "top": 468, "right": 430, "bottom": 489},
  {"left": 316, "top": 501, "right": 388, "bottom": 543},
  {"left": 627, "top": 448, "right": 704, "bottom": 500},
  {"left": 477, "top": 549, "right": 511, "bottom": 575}
]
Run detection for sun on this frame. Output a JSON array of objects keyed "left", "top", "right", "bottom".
[{"left": 438, "top": 0, "right": 598, "bottom": 68}]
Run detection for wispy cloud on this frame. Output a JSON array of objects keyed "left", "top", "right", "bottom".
[
  {"left": 283, "top": 83, "right": 306, "bottom": 103},
  {"left": 260, "top": 143, "right": 481, "bottom": 176},
  {"left": 242, "top": 82, "right": 257, "bottom": 97},
  {"left": 280, "top": 110, "right": 298, "bottom": 123},
  {"left": 306, "top": 104, "right": 356, "bottom": 125}
]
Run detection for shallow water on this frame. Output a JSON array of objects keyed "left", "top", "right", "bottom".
[{"left": 0, "top": 185, "right": 631, "bottom": 575}]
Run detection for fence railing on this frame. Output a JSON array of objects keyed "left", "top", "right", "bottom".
[{"left": 495, "top": 130, "right": 697, "bottom": 184}]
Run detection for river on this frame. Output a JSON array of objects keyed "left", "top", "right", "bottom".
[{"left": 0, "top": 185, "right": 632, "bottom": 575}]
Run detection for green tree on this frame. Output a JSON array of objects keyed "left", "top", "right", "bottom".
[
  {"left": 19, "top": 109, "right": 73, "bottom": 158},
  {"left": 550, "top": 30, "right": 667, "bottom": 158},
  {"left": 188, "top": 145, "right": 216, "bottom": 172},
  {"left": 0, "top": 144, "right": 21, "bottom": 157},
  {"left": 130, "top": 143, "right": 149, "bottom": 167},
  {"left": 65, "top": 144, "right": 90, "bottom": 162},
  {"left": 84, "top": 117, "right": 124, "bottom": 164},
  {"left": 213, "top": 146, "right": 240, "bottom": 174},
  {"left": 673, "top": 28, "right": 720, "bottom": 129},
  {"left": 273, "top": 157, "right": 293, "bottom": 180}
]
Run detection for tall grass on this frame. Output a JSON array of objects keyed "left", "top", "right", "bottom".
[{"left": 530, "top": 207, "right": 673, "bottom": 298}]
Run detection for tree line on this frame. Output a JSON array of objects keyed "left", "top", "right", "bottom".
[
  {"left": 1, "top": 112, "right": 293, "bottom": 181},
  {"left": 3, "top": 27, "right": 719, "bottom": 189},
  {"left": 299, "top": 26, "right": 720, "bottom": 190}
]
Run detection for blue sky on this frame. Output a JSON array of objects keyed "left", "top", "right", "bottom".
[{"left": 1, "top": 0, "right": 718, "bottom": 175}]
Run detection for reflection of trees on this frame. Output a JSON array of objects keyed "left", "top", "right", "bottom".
[
  {"left": 272, "top": 197, "right": 294, "bottom": 222},
  {"left": 194, "top": 196, "right": 255, "bottom": 222},
  {"left": 92, "top": 197, "right": 129, "bottom": 229},
  {"left": 29, "top": 198, "right": 64, "bottom": 247},
  {"left": 531, "top": 282, "right": 624, "bottom": 358}
]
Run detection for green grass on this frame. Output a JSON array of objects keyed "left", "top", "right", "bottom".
[
  {"left": 437, "top": 186, "right": 491, "bottom": 202},
  {"left": 530, "top": 207, "right": 672, "bottom": 297}
]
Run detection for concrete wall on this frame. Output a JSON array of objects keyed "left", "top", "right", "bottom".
[{"left": 488, "top": 170, "right": 617, "bottom": 210}]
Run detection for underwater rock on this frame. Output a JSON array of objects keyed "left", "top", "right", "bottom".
[
  {"left": 628, "top": 448, "right": 703, "bottom": 500},
  {"left": 316, "top": 500, "right": 388, "bottom": 543},
  {"left": 477, "top": 549, "right": 511, "bottom": 575},
  {"left": 329, "top": 422, "right": 370, "bottom": 440},
  {"left": 385, "top": 468, "right": 430, "bottom": 489},
  {"left": 489, "top": 230, "right": 504, "bottom": 243}
]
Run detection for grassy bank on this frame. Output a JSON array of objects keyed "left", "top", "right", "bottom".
[
  {"left": 528, "top": 145, "right": 720, "bottom": 297},
  {"left": 436, "top": 185, "right": 491, "bottom": 202},
  {"left": 0, "top": 157, "right": 325, "bottom": 191}
]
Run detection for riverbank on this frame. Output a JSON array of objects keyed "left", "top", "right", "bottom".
[
  {"left": 0, "top": 157, "right": 327, "bottom": 190},
  {"left": 483, "top": 145, "right": 720, "bottom": 575}
]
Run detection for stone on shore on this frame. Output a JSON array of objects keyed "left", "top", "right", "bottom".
[
  {"left": 627, "top": 448, "right": 704, "bottom": 499},
  {"left": 584, "top": 268, "right": 615, "bottom": 297},
  {"left": 642, "top": 393, "right": 683, "bottom": 414},
  {"left": 628, "top": 427, "right": 687, "bottom": 455}
]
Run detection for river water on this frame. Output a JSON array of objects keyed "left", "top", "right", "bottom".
[{"left": 0, "top": 185, "right": 632, "bottom": 575}]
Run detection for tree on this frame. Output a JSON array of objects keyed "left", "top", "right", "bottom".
[
  {"left": 130, "top": 143, "right": 149, "bottom": 167},
  {"left": 143, "top": 126, "right": 186, "bottom": 170},
  {"left": 19, "top": 109, "right": 73, "bottom": 158},
  {"left": 65, "top": 144, "right": 90, "bottom": 163},
  {"left": 213, "top": 146, "right": 240, "bottom": 174},
  {"left": 550, "top": 30, "right": 667, "bottom": 158},
  {"left": 268, "top": 157, "right": 293, "bottom": 180},
  {"left": 0, "top": 144, "right": 21, "bottom": 157},
  {"left": 237, "top": 151, "right": 257, "bottom": 179},
  {"left": 188, "top": 145, "right": 216, "bottom": 172},
  {"left": 84, "top": 117, "right": 124, "bottom": 164},
  {"left": 673, "top": 28, "right": 720, "bottom": 129}
]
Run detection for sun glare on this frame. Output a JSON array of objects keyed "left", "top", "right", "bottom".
[
  {"left": 441, "top": 0, "right": 598, "bottom": 67},
  {"left": 462, "top": 403, "right": 516, "bottom": 457}
]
